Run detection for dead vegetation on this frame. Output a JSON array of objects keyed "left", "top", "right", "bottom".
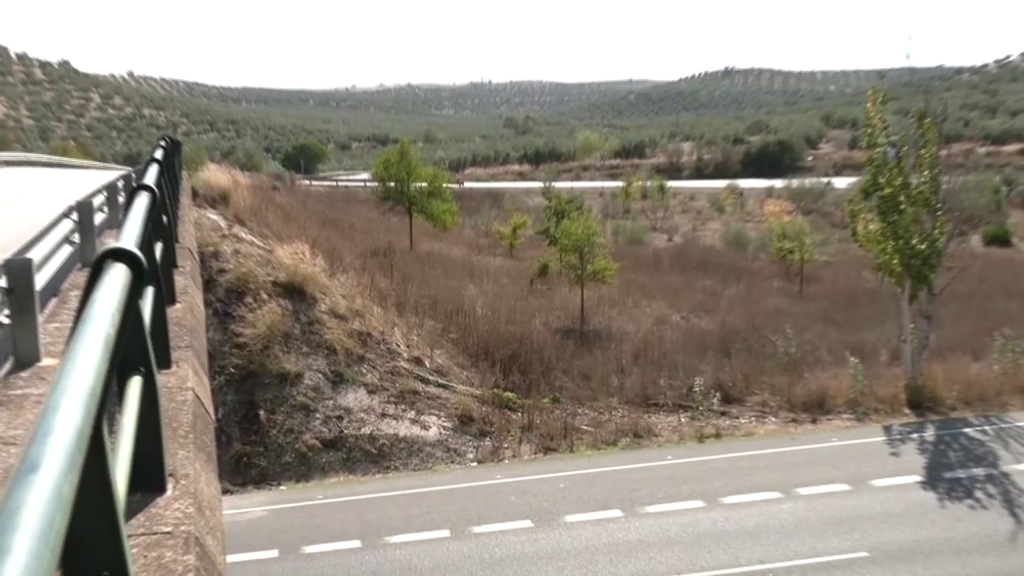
[{"left": 192, "top": 163, "right": 1024, "bottom": 488}]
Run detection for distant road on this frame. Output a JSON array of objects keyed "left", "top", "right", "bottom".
[
  {"left": 302, "top": 175, "right": 862, "bottom": 191},
  {"left": 223, "top": 414, "right": 1024, "bottom": 576},
  {"left": 0, "top": 165, "right": 129, "bottom": 259}
]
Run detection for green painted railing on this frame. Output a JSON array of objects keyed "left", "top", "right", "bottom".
[{"left": 0, "top": 136, "right": 183, "bottom": 576}]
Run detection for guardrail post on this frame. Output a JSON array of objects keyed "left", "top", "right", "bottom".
[
  {"left": 105, "top": 181, "right": 122, "bottom": 228},
  {"left": 3, "top": 257, "right": 41, "bottom": 368},
  {"left": 75, "top": 199, "right": 98, "bottom": 267}
]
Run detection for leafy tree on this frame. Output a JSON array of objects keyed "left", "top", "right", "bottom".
[
  {"left": 767, "top": 215, "right": 821, "bottom": 295},
  {"left": 740, "top": 136, "right": 804, "bottom": 178},
  {"left": 280, "top": 140, "right": 330, "bottom": 175},
  {"left": 639, "top": 177, "right": 673, "bottom": 231},
  {"left": 372, "top": 138, "right": 458, "bottom": 251},
  {"left": 537, "top": 190, "right": 586, "bottom": 267},
  {"left": 554, "top": 212, "right": 618, "bottom": 339},
  {"left": 493, "top": 211, "right": 531, "bottom": 258},
  {"left": 846, "top": 87, "right": 945, "bottom": 404}
]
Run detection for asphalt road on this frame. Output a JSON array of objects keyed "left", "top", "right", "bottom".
[
  {"left": 0, "top": 166, "right": 128, "bottom": 259},
  {"left": 224, "top": 413, "right": 1024, "bottom": 576}
]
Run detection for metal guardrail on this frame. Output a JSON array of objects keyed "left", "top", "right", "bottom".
[
  {"left": 0, "top": 136, "right": 182, "bottom": 576},
  {"left": 0, "top": 164, "right": 138, "bottom": 373}
]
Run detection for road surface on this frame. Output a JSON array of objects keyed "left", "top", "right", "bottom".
[
  {"left": 302, "top": 175, "right": 862, "bottom": 191},
  {"left": 223, "top": 414, "right": 1024, "bottom": 576},
  {"left": 0, "top": 166, "right": 128, "bottom": 259}
]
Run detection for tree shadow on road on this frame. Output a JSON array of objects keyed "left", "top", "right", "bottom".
[{"left": 882, "top": 414, "right": 1024, "bottom": 533}]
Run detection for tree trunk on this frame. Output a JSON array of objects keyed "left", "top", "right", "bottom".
[
  {"left": 899, "top": 279, "right": 920, "bottom": 397},
  {"left": 578, "top": 281, "right": 586, "bottom": 340},
  {"left": 913, "top": 285, "right": 936, "bottom": 377},
  {"left": 798, "top": 255, "right": 805, "bottom": 296},
  {"left": 407, "top": 206, "right": 414, "bottom": 251},
  {"left": 509, "top": 244, "right": 514, "bottom": 258}
]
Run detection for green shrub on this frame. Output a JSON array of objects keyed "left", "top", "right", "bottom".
[
  {"left": 981, "top": 224, "right": 1013, "bottom": 247},
  {"left": 612, "top": 220, "right": 650, "bottom": 245},
  {"left": 721, "top": 222, "right": 752, "bottom": 253}
]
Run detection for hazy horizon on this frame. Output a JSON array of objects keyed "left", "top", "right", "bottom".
[{"left": 2, "top": 0, "right": 1022, "bottom": 90}]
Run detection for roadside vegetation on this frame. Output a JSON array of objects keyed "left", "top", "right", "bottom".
[{"left": 192, "top": 85, "right": 1024, "bottom": 488}]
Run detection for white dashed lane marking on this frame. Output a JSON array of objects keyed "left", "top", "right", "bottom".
[
  {"left": 300, "top": 540, "right": 362, "bottom": 554},
  {"left": 868, "top": 474, "right": 923, "bottom": 487},
  {"left": 223, "top": 419, "right": 1024, "bottom": 516},
  {"left": 226, "top": 549, "right": 279, "bottom": 563},
  {"left": 470, "top": 520, "right": 534, "bottom": 534},
  {"left": 795, "top": 483, "right": 853, "bottom": 496},
  {"left": 564, "top": 509, "right": 624, "bottom": 523},
  {"left": 641, "top": 500, "right": 708, "bottom": 514},
  {"left": 383, "top": 529, "right": 451, "bottom": 544},
  {"left": 226, "top": 462, "right": 1024, "bottom": 562},
  {"left": 719, "top": 491, "right": 784, "bottom": 504}
]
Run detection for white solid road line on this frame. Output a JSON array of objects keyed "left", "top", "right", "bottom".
[
  {"left": 469, "top": 520, "right": 535, "bottom": 533},
  {"left": 300, "top": 540, "right": 362, "bottom": 554},
  {"left": 383, "top": 529, "right": 452, "bottom": 544},
  {"left": 869, "top": 474, "right": 923, "bottom": 487},
  {"left": 719, "top": 491, "right": 785, "bottom": 504},
  {"left": 564, "top": 509, "right": 625, "bottom": 523},
  {"left": 223, "top": 419, "right": 1024, "bottom": 515},
  {"left": 672, "top": 551, "right": 871, "bottom": 576},
  {"left": 226, "top": 549, "right": 279, "bottom": 563},
  {"left": 795, "top": 483, "right": 853, "bottom": 495},
  {"left": 641, "top": 500, "right": 708, "bottom": 514}
]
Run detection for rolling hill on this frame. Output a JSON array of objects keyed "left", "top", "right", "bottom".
[{"left": 1, "top": 44, "right": 1022, "bottom": 173}]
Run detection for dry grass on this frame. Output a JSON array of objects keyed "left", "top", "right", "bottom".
[
  {"left": 194, "top": 165, "right": 1024, "bottom": 485},
  {"left": 192, "top": 163, "right": 252, "bottom": 220},
  {"left": 198, "top": 166, "right": 1024, "bottom": 419}
]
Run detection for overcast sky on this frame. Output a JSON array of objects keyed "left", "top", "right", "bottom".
[{"left": 2, "top": 0, "right": 1021, "bottom": 89}]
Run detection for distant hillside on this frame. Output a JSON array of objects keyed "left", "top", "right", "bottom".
[
  {"left": 1, "top": 44, "right": 1023, "bottom": 172},
  {"left": 571, "top": 59, "right": 1024, "bottom": 138}
]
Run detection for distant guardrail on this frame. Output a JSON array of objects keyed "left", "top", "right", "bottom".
[
  {"left": 0, "top": 136, "right": 182, "bottom": 576},
  {"left": 298, "top": 175, "right": 863, "bottom": 190},
  {"left": 0, "top": 163, "right": 144, "bottom": 372}
]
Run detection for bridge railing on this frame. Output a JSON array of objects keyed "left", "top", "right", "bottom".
[
  {"left": 0, "top": 164, "right": 137, "bottom": 373},
  {"left": 0, "top": 136, "right": 182, "bottom": 576}
]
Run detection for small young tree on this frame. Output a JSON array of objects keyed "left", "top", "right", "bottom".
[
  {"left": 373, "top": 139, "right": 458, "bottom": 251},
  {"left": 767, "top": 215, "right": 820, "bottom": 295},
  {"left": 616, "top": 173, "right": 640, "bottom": 216},
  {"left": 493, "top": 211, "right": 531, "bottom": 258},
  {"left": 639, "top": 177, "right": 673, "bottom": 232},
  {"left": 846, "top": 87, "right": 945, "bottom": 403},
  {"left": 554, "top": 212, "right": 618, "bottom": 339},
  {"left": 719, "top": 182, "right": 746, "bottom": 214},
  {"left": 537, "top": 191, "right": 586, "bottom": 267}
]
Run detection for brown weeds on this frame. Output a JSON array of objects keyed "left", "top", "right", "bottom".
[{"left": 198, "top": 169, "right": 1024, "bottom": 421}]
